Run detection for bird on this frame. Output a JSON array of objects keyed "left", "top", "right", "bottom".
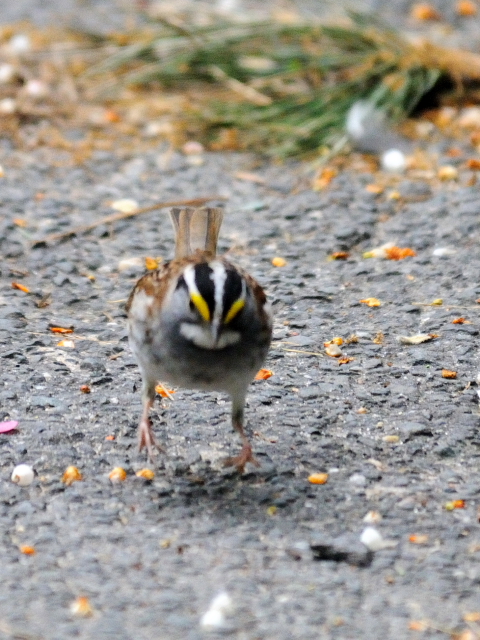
[{"left": 126, "top": 206, "right": 272, "bottom": 472}]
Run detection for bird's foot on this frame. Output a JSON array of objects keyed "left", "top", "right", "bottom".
[
  {"left": 223, "top": 442, "right": 260, "bottom": 474},
  {"left": 138, "top": 417, "right": 165, "bottom": 462}
]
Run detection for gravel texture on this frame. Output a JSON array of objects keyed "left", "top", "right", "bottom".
[{"left": 1, "top": 2, "right": 480, "bottom": 640}]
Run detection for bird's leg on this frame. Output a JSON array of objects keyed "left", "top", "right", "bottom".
[
  {"left": 138, "top": 381, "right": 164, "bottom": 461},
  {"left": 223, "top": 398, "right": 260, "bottom": 473}
]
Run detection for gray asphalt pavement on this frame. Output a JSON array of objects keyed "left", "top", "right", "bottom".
[{"left": 1, "top": 2, "right": 480, "bottom": 639}]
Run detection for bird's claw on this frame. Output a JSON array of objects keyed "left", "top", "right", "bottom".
[
  {"left": 138, "top": 417, "right": 165, "bottom": 462},
  {"left": 223, "top": 442, "right": 260, "bottom": 474}
]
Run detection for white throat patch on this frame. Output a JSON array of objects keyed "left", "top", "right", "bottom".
[{"left": 180, "top": 323, "right": 240, "bottom": 349}]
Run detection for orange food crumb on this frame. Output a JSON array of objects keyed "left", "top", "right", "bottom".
[
  {"left": 145, "top": 256, "right": 160, "bottom": 270},
  {"left": 453, "top": 499, "right": 466, "bottom": 509},
  {"left": 255, "top": 368, "right": 273, "bottom": 380},
  {"left": 49, "top": 326, "right": 74, "bottom": 334},
  {"left": 452, "top": 317, "right": 470, "bottom": 324},
  {"left": 387, "top": 190, "right": 401, "bottom": 200},
  {"left": 19, "top": 545, "right": 36, "bottom": 555},
  {"left": 411, "top": 3, "right": 441, "bottom": 20},
  {"left": 13, "top": 218, "right": 27, "bottom": 227},
  {"left": 155, "top": 384, "right": 176, "bottom": 398},
  {"left": 324, "top": 337, "right": 343, "bottom": 346},
  {"left": 438, "top": 165, "right": 458, "bottom": 180},
  {"left": 70, "top": 596, "right": 94, "bottom": 617},
  {"left": 62, "top": 466, "right": 83, "bottom": 486},
  {"left": 80, "top": 385, "right": 91, "bottom": 394},
  {"left": 104, "top": 108, "right": 120, "bottom": 123},
  {"left": 57, "top": 339, "right": 74, "bottom": 348},
  {"left": 109, "top": 467, "right": 127, "bottom": 483},
  {"left": 271, "top": 257, "right": 287, "bottom": 267},
  {"left": 456, "top": 0, "right": 477, "bottom": 15},
  {"left": 409, "top": 620, "right": 428, "bottom": 631},
  {"left": 136, "top": 468, "right": 155, "bottom": 480},
  {"left": 467, "top": 158, "right": 480, "bottom": 169},
  {"left": 308, "top": 473, "right": 329, "bottom": 485},
  {"left": 312, "top": 167, "right": 338, "bottom": 190},
  {"left": 445, "top": 147, "right": 463, "bottom": 157},
  {"left": 360, "top": 298, "right": 381, "bottom": 307},
  {"left": 11, "top": 282, "right": 30, "bottom": 293},
  {"left": 365, "top": 184, "right": 384, "bottom": 194},
  {"left": 409, "top": 533, "right": 429, "bottom": 544},
  {"left": 442, "top": 369, "right": 457, "bottom": 379},
  {"left": 464, "top": 612, "right": 480, "bottom": 623},
  {"left": 330, "top": 251, "right": 350, "bottom": 260},
  {"left": 385, "top": 246, "right": 417, "bottom": 260},
  {"left": 338, "top": 357, "right": 354, "bottom": 365}
]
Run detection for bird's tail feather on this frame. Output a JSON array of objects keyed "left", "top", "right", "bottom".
[{"left": 169, "top": 207, "right": 224, "bottom": 259}]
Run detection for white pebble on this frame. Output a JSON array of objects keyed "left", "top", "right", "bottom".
[
  {"left": 200, "top": 592, "right": 233, "bottom": 630},
  {"left": 111, "top": 198, "right": 139, "bottom": 213},
  {"left": 432, "top": 247, "right": 456, "bottom": 257},
  {"left": 360, "top": 526, "right": 384, "bottom": 551},
  {"left": 209, "top": 592, "right": 233, "bottom": 613},
  {"left": 200, "top": 608, "right": 225, "bottom": 629},
  {"left": 325, "top": 343, "right": 342, "bottom": 357},
  {"left": 0, "top": 63, "right": 15, "bottom": 84},
  {"left": 24, "top": 79, "right": 48, "bottom": 98},
  {"left": 349, "top": 473, "right": 366, "bottom": 486},
  {"left": 11, "top": 464, "right": 34, "bottom": 486},
  {"left": 0, "top": 98, "right": 16, "bottom": 114},
  {"left": 345, "top": 100, "right": 372, "bottom": 139},
  {"left": 182, "top": 140, "right": 204, "bottom": 155},
  {"left": 8, "top": 34, "right": 31, "bottom": 54},
  {"left": 458, "top": 106, "right": 480, "bottom": 128},
  {"left": 381, "top": 148, "right": 406, "bottom": 172},
  {"left": 143, "top": 121, "right": 172, "bottom": 137},
  {"left": 217, "top": 0, "right": 239, "bottom": 13}
]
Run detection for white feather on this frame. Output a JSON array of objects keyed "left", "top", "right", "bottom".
[
  {"left": 209, "top": 260, "right": 227, "bottom": 326},
  {"left": 128, "top": 289, "right": 154, "bottom": 322},
  {"left": 180, "top": 323, "right": 240, "bottom": 349}
]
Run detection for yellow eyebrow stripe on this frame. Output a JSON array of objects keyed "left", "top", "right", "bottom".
[
  {"left": 191, "top": 293, "right": 210, "bottom": 322},
  {"left": 224, "top": 299, "right": 245, "bottom": 324}
]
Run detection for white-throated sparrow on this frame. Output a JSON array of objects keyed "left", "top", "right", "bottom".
[{"left": 126, "top": 207, "right": 272, "bottom": 472}]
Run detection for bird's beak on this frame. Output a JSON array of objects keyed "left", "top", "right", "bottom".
[{"left": 211, "top": 319, "right": 221, "bottom": 346}]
